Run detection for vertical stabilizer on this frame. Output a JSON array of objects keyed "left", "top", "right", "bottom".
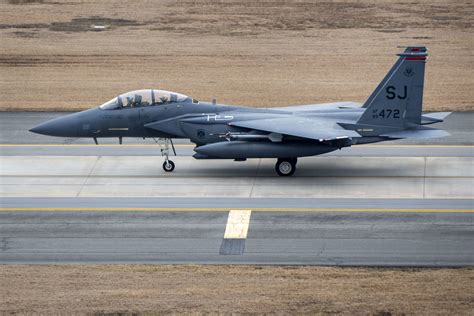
[{"left": 358, "top": 47, "right": 427, "bottom": 128}]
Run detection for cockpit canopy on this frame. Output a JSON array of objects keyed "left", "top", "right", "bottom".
[{"left": 99, "top": 89, "right": 193, "bottom": 110}]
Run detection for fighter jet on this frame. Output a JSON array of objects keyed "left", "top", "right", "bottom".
[{"left": 30, "top": 46, "right": 450, "bottom": 176}]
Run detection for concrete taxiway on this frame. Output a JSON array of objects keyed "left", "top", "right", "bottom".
[
  {"left": 0, "top": 112, "right": 472, "bottom": 265},
  {"left": 1, "top": 155, "right": 473, "bottom": 198}
]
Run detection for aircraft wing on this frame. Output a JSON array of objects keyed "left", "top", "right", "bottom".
[
  {"left": 229, "top": 116, "right": 360, "bottom": 141},
  {"left": 274, "top": 101, "right": 362, "bottom": 112}
]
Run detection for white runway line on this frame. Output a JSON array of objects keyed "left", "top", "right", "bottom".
[{"left": 223, "top": 210, "right": 252, "bottom": 239}]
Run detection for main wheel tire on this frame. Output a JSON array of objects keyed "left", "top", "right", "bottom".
[
  {"left": 275, "top": 158, "right": 296, "bottom": 176},
  {"left": 162, "top": 160, "right": 175, "bottom": 172}
]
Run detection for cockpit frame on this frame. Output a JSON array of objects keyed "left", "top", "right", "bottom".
[{"left": 99, "top": 89, "right": 193, "bottom": 110}]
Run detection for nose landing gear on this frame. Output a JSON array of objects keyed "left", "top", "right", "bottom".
[
  {"left": 275, "top": 158, "right": 297, "bottom": 176},
  {"left": 162, "top": 160, "right": 175, "bottom": 172},
  {"left": 154, "top": 138, "right": 176, "bottom": 172}
]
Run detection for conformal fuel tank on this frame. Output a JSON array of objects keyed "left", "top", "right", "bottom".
[{"left": 193, "top": 141, "right": 338, "bottom": 159}]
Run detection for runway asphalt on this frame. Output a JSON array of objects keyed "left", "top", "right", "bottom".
[
  {"left": 0, "top": 111, "right": 472, "bottom": 265},
  {"left": 2, "top": 197, "right": 472, "bottom": 210},
  {"left": 0, "top": 209, "right": 472, "bottom": 265}
]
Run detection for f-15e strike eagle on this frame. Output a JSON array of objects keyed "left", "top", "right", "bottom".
[{"left": 31, "top": 46, "right": 450, "bottom": 176}]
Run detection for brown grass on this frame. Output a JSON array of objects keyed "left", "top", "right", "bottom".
[
  {"left": 0, "top": 0, "right": 472, "bottom": 111},
  {"left": 0, "top": 265, "right": 473, "bottom": 314}
]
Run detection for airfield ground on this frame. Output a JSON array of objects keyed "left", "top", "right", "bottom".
[
  {"left": 0, "top": 0, "right": 472, "bottom": 111},
  {"left": 1, "top": 265, "right": 473, "bottom": 314}
]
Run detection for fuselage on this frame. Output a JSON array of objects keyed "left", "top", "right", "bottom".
[{"left": 31, "top": 98, "right": 374, "bottom": 145}]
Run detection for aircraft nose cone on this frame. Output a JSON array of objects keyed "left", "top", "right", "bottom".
[
  {"left": 29, "top": 115, "right": 78, "bottom": 137},
  {"left": 29, "top": 122, "right": 51, "bottom": 135}
]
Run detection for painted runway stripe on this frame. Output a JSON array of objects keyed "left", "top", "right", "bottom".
[
  {"left": 0, "top": 144, "right": 472, "bottom": 148},
  {"left": 0, "top": 143, "right": 195, "bottom": 147},
  {"left": 220, "top": 210, "right": 252, "bottom": 255},
  {"left": 223, "top": 210, "right": 252, "bottom": 239},
  {"left": 0, "top": 207, "right": 472, "bottom": 213}
]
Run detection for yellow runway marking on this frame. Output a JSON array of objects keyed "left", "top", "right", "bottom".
[
  {"left": 0, "top": 144, "right": 195, "bottom": 147},
  {"left": 0, "top": 144, "right": 472, "bottom": 148},
  {"left": 223, "top": 210, "right": 252, "bottom": 239},
  {"left": 359, "top": 145, "right": 473, "bottom": 148},
  {"left": 0, "top": 207, "right": 472, "bottom": 213}
]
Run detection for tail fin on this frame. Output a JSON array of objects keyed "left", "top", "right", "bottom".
[{"left": 358, "top": 46, "right": 427, "bottom": 128}]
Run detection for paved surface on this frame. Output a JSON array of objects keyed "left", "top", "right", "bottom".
[
  {"left": 0, "top": 111, "right": 473, "bottom": 145},
  {"left": 1, "top": 143, "right": 473, "bottom": 157},
  {"left": 2, "top": 156, "right": 473, "bottom": 198},
  {"left": 1, "top": 154, "right": 472, "bottom": 265},
  {"left": 0, "top": 210, "right": 472, "bottom": 265},
  {"left": 2, "top": 197, "right": 472, "bottom": 210},
  {"left": 0, "top": 111, "right": 472, "bottom": 266}
]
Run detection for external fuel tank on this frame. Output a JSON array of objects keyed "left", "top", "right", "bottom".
[{"left": 193, "top": 141, "right": 338, "bottom": 159}]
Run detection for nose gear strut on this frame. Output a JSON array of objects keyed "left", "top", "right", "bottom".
[{"left": 154, "top": 138, "right": 176, "bottom": 172}]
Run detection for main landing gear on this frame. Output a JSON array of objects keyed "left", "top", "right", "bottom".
[
  {"left": 154, "top": 138, "right": 176, "bottom": 172},
  {"left": 275, "top": 158, "right": 297, "bottom": 176}
]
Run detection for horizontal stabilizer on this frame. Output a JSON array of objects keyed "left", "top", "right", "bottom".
[
  {"left": 381, "top": 127, "right": 449, "bottom": 139},
  {"left": 421, "top": 112, "right": 451, "bottom": 125}
]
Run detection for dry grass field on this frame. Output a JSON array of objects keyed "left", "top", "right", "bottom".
[
  {"left": 0, "top": 0, "right": 472, "bottom": 111},
  {"left": 1, "top": 265, "right": 473, "bottom": 315}
]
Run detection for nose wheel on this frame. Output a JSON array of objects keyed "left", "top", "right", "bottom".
[
  {"left": 162, "top": 160, "right": 175, "bottom": 172},
  {"left": 154, "top": 138, "right": 177, "bottom": 173},
  {"left": 275, "top": 158, "right": 297, "bottom": 176}
]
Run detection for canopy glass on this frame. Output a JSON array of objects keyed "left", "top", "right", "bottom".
[{"left": 99, "top": 89, "right": 191, "bottom": 110}]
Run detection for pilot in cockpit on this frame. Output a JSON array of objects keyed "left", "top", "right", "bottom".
[
  {"left": 158, "top": 96, "right": 168, "bottom": 104},
  {"left": 124, "top": 96, "right": 133, "bottom": 108},
  {"left": 133, "top": 94, "right": 142, "bottom": 107}
]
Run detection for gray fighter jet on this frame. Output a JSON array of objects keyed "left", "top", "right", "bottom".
[{"left": 31, "top": 46, "right": 450, "bottom": 176}]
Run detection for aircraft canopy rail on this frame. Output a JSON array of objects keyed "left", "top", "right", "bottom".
[{"left": 99, "top": 89, "right": 191, "bottom": 110}]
